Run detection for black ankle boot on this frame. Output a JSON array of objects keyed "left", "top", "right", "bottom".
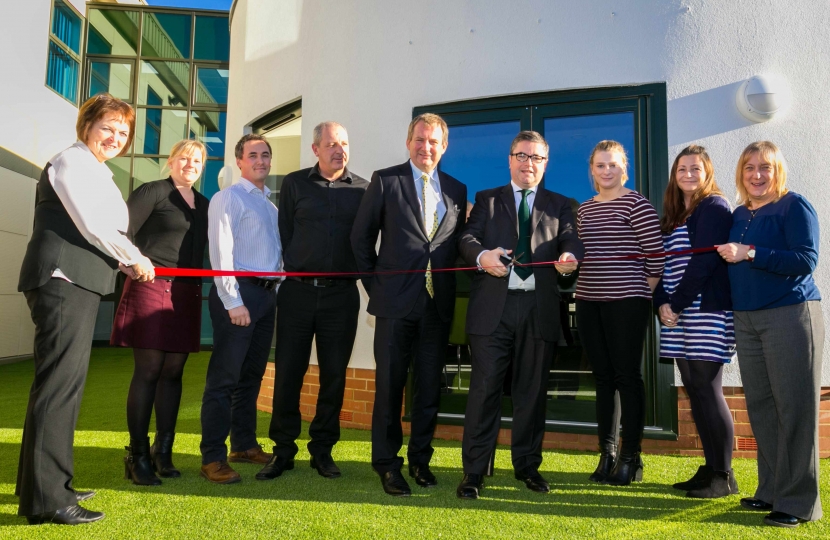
[
  {"left": 672, "top": 464, "right": 713, "bottom": 491},
  {"left": 604, "top": 452, "right": 643, "bottom": 486},
  {"left": 588, "top": 445, "right": 616, "bottom": 483},
  {"left": 686, "top": 469, "right": 738, "bottom": 499},
  {"left": 151, "top": 432, "right": 181, "bottom": 478},
  {"left": 124, "top": 437, "right": 161, "bottom": 486}
]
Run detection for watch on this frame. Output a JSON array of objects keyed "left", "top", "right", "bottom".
[{"left": 746, "top": 245, "right": 756, "bottom": 262}]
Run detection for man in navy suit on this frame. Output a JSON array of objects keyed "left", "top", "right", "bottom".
[{"left": 351, "top": 113, "right": 467, "bottom": 496}]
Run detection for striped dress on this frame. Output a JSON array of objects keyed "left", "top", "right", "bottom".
[
  {"left": 658, "top": 224, "right": 736, "bottom": 363},
  {"left": 576, "top": 191, "right": 664, "bottom": 301}
]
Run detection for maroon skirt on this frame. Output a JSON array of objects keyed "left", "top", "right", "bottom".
[{"left": 110, "top": 278, "right": 202, "bottom": 353}]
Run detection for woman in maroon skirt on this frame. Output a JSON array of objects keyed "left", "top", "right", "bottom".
[{"left": 112, "top": 139, "right": 209, "bottom": 485}]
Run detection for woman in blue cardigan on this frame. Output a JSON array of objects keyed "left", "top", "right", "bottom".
[
  {"left": 718, "top": 141, "right": 823, "bottom": 529},
  {"left": 655, "top": 145, "right": 737, "bottom": 499}
]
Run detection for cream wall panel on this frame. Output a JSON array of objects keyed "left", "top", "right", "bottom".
[
  {"left": 0, "top": 295, "right": 23, "bottom": 358},
  {"left": 17, "top": 295, "right": 34, "bottom": 357},
  {"left": 0, "top": 168, "right": 36, "bottom": 236},
  {"left": 0, "top": 232, "right": 27, "bottom": 296}
]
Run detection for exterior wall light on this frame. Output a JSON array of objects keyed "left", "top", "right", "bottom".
[{"left": 735, "top": 74, "right": 790, "bottom": 123}]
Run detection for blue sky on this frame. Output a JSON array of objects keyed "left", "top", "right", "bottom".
[{"left": 146, "top": 0, "right": 232, "bottom": 11}]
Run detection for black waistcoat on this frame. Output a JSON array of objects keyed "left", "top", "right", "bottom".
[{"left": 18, "top": 163, "right": 118, "bottom": 295}]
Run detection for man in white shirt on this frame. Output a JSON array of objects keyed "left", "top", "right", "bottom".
[{"left": 200, "top": 133, "right": 282, "bottom": 484}]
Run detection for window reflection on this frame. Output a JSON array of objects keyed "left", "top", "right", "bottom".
[
  {"left": 88, "top": 61, "right": 132, "bottom": 102},
  {"left": 138, "top": 60, "right": 189, "bottom": 107},
  {"left": 195, "top": 67, "right": 229, "bottom": 105},
  {"left": 87, "top": 9, "right": 139, "bottom": 56},
  {"left": 132, "top": 156, "right": 169, "bottom": 190},
  {"left": 134, "top": 109, "right": 188, "bottom": 157},
  {"left": 262, "top": 115, "right": 301, "bottom": 206},
  {"left": 194, "top": 16, "right": 230, "bottom": 61},
  {"left": 142, "top": 12, "right": 192, "bottom": 59},
  {"left": 190, "top": 111, "right": 226, "bottom": 157},
  {"left": 106, "top": 157, "right": 131, "bottom": 200},
  {"left": 197, "top": 160, "right": 224, "bottom": 200}
]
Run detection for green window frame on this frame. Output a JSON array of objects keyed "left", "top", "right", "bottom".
[{"left": 410, "top": 83, "right": 678, "bottom": 440}]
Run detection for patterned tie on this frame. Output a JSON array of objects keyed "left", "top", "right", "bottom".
[
  {"left": 514, "top": 189, "right": 533, "bottom": 281},
  {"left": 422, "top": 173, "right": 439, "bottom": 297}
]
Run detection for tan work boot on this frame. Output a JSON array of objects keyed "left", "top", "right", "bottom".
[
  {"left": 228, "top": 446, "right": 272, "bottom": 464},
  {"left": 200, "top": 461, "right": 241, "bottom": 484}
]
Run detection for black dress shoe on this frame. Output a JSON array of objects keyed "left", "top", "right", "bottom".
[
  {"left": 408, "top": 464, "right": 437, "bottom": 487},
  {"left": 255, "top": 455, "right": 295, "bottom": 480},
  {"left": 456, "top": 473, "right": 484, "bottom": 499},
  {"left": 764, "top": 511, "right": 805, "bottom": 528},
  {"left": 514, "top": 467, "right": 550, "bottom": 493},
  {"left": 26, "top": 504, "right": 105, "bottom": 525},
  {"left": 310, "top": 454, "right": 341, "bottom": 479},
  {"left": 740, "top": 497, "right": 773, "bottom": 511},
  {"left": 379, "top": 470, "right": 411, "bottom": 497},
  {"left": 75, "top": 491, "right": 95, "bottom": 502}
]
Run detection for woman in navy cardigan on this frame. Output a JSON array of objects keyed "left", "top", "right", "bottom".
[
  {"left": 654, "top": 145, "right": 737, "bottom": 499},
  {"left": 718, "top": 141, "right": 823, "bottom": 529}
]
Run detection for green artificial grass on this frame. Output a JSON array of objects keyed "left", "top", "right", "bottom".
[{"left": 0, "top": 349, "right": 828, "bottom": 539}]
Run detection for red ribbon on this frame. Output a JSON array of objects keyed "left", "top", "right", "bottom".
[{"left": 152, "top": 246, "right": 717, "bottom": 279}]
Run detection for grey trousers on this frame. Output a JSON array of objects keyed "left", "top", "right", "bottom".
[{"left": 734, "top": 301, "right": 824, "bottom": 522}]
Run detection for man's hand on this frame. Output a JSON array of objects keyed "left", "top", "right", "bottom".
[
  {"left": 228, "top": 306, "right": 251, "bottom": 327},
  {"left": 717, "top": 243, "right": 750, "bottom": 264},
  {"left": 556, "top": 252, "right": 578, "bottom": 275},
  {"left": 658, "top": 303, "right": 679, "bottom": 327},
  {"left": 479, "top": 248, "right": 511, "bottom": 277}
]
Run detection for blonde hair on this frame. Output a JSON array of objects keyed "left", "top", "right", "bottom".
[
  {"left": 407, "top": 113, "right": 448, "bottom": 144},
  {"left": 164, "top": 139, "right": 207, "bottom": 174},
  {"left": 589, "top": 140, "right": 629, "bottom": 191},
  {"left": 735, "top": 141, "right": 789, "bottom": 207}
]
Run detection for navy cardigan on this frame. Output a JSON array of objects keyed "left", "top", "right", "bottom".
[{"left": 653, "top": 195, "right": 733, "bottom": 313}]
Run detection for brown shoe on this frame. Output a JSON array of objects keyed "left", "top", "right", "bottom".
[
  {"left": 200, "top": 461, "right": 241, "bottom": 484},
  {"left": 228, "top": 446, "right": 272, "bottom": 464}
]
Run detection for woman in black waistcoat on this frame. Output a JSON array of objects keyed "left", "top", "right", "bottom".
[
  {"left": 112, "top": 139, "right": 209, "bottom": 485},
  {"left": 16, "top": 94, "right": 154, "bottom": 525}
]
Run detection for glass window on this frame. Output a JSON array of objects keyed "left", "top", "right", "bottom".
[
  {"left": 51, "top": 0, "right": 82, "bottom": 55},
  {"left": 138, "top": 60, "right": 190, "bottom": 107},
  {"left": 142, "top": 12, "right": 192, "bottom": 59},
  {"left": 134, "top": 108, "right": 188, "bottom": 157},
  {"left": 194, "top": 67, "right": 229, "bottom": 105},
  {"left": 132, "top": 156, "right": 169, "bottom": 190},
  {"left": 46, "top": 41, "right": 79, "bottom": 103},
  {"left": 106, "top": 157, "right": 131, "bottom": 200},
  {"left": 87, "top": 60, "right": 133, "bottom": 101},
  {"left": 190, "top": 111, "right": 226, "bottom": 157},
  {"left": 87, "top": 9, "right": 139, "bottom": 56},
  {"left": 543, "top": 112, "right": 636, "bottom": 204},
  {"left": 197, "top": 160, "right": 224, "bottom": 200},
  {"left": 194, "top": 16, "right": 230, "bottom": 61}
]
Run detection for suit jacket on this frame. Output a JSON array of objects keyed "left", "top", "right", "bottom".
[
  {"left": 459, "top": 184, "right": 584, "bottom": 342},
  {"left": 350, "top": 161, "right": 467, "bottom": 322}
]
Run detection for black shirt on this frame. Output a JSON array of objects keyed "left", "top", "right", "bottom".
[
  {"left": 127, "top": 177, "right": 209, "bottom": 284},
  {"left": 279, "top": 165, "right": 369, "bottom": 274}
]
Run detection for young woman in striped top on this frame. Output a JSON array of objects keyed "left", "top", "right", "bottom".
[
  {"left": 576, "top": 140, "right": 664, "bottom": 485},
  {"left": 654, "top": 145, "right": 737, "bottom": 499}
]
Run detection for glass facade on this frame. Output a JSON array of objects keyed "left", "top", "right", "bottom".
[
  {"left": 46, "top": 0, "right": 84, "bottom": 104},
  {"left": 83, "top": 5, "right": 229, "bottom": 199}
]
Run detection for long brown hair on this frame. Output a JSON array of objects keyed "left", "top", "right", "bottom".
[{"left": 660, "top": 145, "right": 724, "bottom": 233}]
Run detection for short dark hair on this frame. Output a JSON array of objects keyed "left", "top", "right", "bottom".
[
  {"left": 76, "top": 93, "right": 136, "bottom": 157},
  {"left": 234, "top": 133, "right": 272, "bottom": 160},
  {"left": 510, "top": 131, "right": 549, "bottom": 154}
]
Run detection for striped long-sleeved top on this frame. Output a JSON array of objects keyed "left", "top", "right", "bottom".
[{"left": 575, "top": 191, "right": 664, "bottom": 301}]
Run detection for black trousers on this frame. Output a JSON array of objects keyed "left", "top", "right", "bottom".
[
  {"left": 371, "top": 288, "right": 450, "bottom": 473},
  {"left": 17, "top": 278, "right": 100, "bottom": 516},
  {"left": 576, "top": 297, "right": 651, "bottom": 455},
  {"left": 269, "top": 279, "right": 359, "bottom": 459},
  {"left": 463, "top": 290, "right": 555, "bottom": 474},
  {"left": 200, "top": 282, "right": 276, "bottom": 464}
]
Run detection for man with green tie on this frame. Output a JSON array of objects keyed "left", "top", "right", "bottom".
[{"left": 455, "top": 131, "right": 584, "bottom": 499}]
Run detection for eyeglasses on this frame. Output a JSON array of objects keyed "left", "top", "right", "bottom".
[{"left": 510, "top": 152, "right": 548, "bottom": 164}]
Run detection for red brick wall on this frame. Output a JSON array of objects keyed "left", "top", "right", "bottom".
[{"left": 257, "top": 363, "right": 830, "bottom": 458}]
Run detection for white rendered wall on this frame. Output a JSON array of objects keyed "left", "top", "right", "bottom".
[{"left": 226, "top": 0, "right": 830, "bottom": 384}]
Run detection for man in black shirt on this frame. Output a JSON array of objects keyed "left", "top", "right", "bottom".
[{"left": 257, "top": 122, "right": 369, "bottom": 481}]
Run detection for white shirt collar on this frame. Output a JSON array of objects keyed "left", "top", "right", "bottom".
[
  {"left": 71, "top": 141, "right": 113, "bottom": 175},
  {"left": 410, "top": 160, "right": 439, "bottom": 184},
  {"left": 238, "top": 177, "right": 272, "bottom": 198},
  {"left": 511, "top": 181, "right": 538, "bottom": 194}
]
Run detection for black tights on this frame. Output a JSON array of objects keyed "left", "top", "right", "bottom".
[
  {"left": 126, "top": 348, "right": 189, "bottom": 439},
  {"left": 674, "top": 358, "right": 733, "bottom": 472}
]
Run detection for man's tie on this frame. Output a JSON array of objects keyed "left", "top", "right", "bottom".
[
  {"left": 514, "top": 189, "right": 533, "bottom": 281},
  {"left": 422, "top": 173, "right": 439, "bottom": 297}
]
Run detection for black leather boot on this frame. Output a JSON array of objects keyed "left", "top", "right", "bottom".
[
  {"left": 588, "top": 445, "right": 616, "bottom": 483},
  {"left": 151, "top": 432, "right": 181, "bottom": 478},
  {"left": 604, "top": 452, "right": 643, "bottom": 486},
  {"left": 672, "top": 464, "right": 713, "bottom": 491},
  {"left": 124, "top": 437, "right": 161, "bottom": 486}
]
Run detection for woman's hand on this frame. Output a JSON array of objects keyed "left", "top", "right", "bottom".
[
  {"left": 118, "top": 262, "right": 137, "bottom": 280},
  {"left": 556, "top": 252, "right": 578, "bottom": 275},
  {"left": 659, "top": 303, "right": 679, "bottom": 327},
  {"left": 717, "top": 243, "right": 750, "bottom": 264},
  {"left": 130, "top": 256, "right": 156, "bottom": 282}
]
